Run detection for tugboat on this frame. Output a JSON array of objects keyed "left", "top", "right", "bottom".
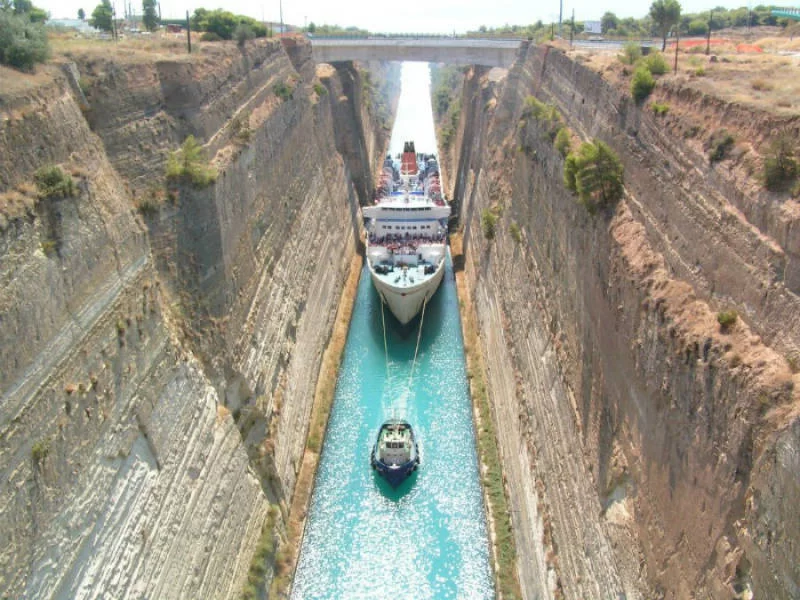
[{"left": 370, "top": 419, "right": 420, "bottom": 488}]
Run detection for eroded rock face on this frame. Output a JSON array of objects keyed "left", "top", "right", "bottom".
[
  {"left": 0, "top": 38, "right": 397, "bottom": 598},
  {"left": 450, "top": 44, "right": 798, "bottom": 598}
]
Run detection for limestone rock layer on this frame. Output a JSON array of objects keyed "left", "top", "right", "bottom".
[
  {"left": 448, "top": 44, "right": 799, "bottom": 598},
  {"left": 0, "top": 39, "right": 396, "bottom": 598}
]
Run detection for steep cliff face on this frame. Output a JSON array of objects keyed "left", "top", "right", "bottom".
[
  {"left": 450, "top": 44, "right": 799, "bottom": 598},
  {"left": 0, "top": 38, "right": 397, "bottom": 598}
]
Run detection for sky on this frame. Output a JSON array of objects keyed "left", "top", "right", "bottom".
[{"left": 44, "top": 0, "right": 764, "bottom": 32}]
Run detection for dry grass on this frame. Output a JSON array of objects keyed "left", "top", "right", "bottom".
[
  {"left": 451, "top": 233, "right": 522, "bottom": 600},
  {"left": 48, "top": 30, "right": 202, "bottom": 62},
  {"left": 268, "top": 253, "right": 363, "bottom": 599},
  {"left": 572, "top": 34, "right": 800, "bottom": 115}
]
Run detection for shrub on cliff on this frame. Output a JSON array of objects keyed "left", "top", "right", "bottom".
[
  {"left": 481, "top": 208, "right": 498, "bottom": 240},
  {"left": 0, "top": 10, "right": 50, "bottom": 72},
  {"left": 273, "top": 81, "right": 294, "bottom": 101},
  {"left": 563, "top": 140, "right": 625, "bottom": 212},
  {"left": 763, "top": 133, "right": 798, "bottom": 192},
  {"left": 34, "top": 166, "right": 76, "bottom": 199},
  {"left": 631, "top": 66, "right": 655, "bottom": 103},
  {"left": 618, "top": 42, "right": 642, "bottom": 65},
  {"left": 554, "top": 127, "right": 571, "bottom": 158},
  {"left": 165, "top": 136, "right": 218, "bottom": 188},
  {"left": 235, "top": 23, "right": 254, "bottom": 47},
  {"left": 643, "top": 51, "right": 669, "bottom": 76},
  {"left": 717, "top": 310, "right": 738, "bottom": 331},
  {"left": 522, "top": 96, "right": 562, "bottom": 141},
  {"left": 706, "top": 129, "right": 735, "bottom": 164}
]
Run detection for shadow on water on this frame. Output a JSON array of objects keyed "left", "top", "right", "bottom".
[
  {"left": 365, "top": 269, "right": 448, "bottom": 361},
  {"left": 372, "top": 468, "right": 420, "bottom": 500}
]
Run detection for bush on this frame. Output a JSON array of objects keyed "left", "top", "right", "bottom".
[
  {"left": 563, "top": 139, "right": 625, "bottom": 212},
  {"left": 34, "top": 166, "right": 77, "bottom": 199},
  {"left": 631, "top": 66, "right": 655, "bottom": 103},
  {"left": 650, "top": 101, "right": 669, "bottom": 116},
  {"left": 313, "top": 82, "right": 327, "bottom": 96},
  {"left": 273, "top": 81, "right": 294, "bottom": 101},
  {"left": 554, "top": 127, "right": 571, "bottom": 157},
  {"left": 522, "top": 96, "right": 562, "bottom": 141},
  {"left": 619, "top": 42, "right": 642, "bottom": 65},
  {"left": 644, "top": 52, "right": 669, "bottom": 75},
  {"left": 165, "top": 135, "right": 218, "bottom": 188},
  {"left": 509, "top": 221, "right": 521, "bottom": 243},
  {"left": 763, "top": 134, "right": 798, "bottom": 192},
  {"left": 707, "top": 129, "right": 735, "bottom": 163},
  {"left": 200, "top": 31, "right": 223, "bottom": 41},
  {"left": 32, "top": 439, "right": 50, "bottom": 463},
  {"left": 717, "top": 310, "right": 738, "bottom": 331},
  {"left": 0, "top": 11, "right": 50, "bottom": 72},
  {"left": 234, "top": 23, "right": 254, "bottom": 46},
  {"left": 481, "top": 208, "right": 498, "bottom": 240}
]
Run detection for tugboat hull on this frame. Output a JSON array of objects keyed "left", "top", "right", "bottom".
[{"left": 370, "top": 419, "right": 420, "bottom": 488}]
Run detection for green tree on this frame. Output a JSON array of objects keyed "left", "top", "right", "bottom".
[
  {"left": 78, "top": 7, "right": 85, "bottom": 19},
  {"left": 650, "top": 0, "right": 681, "bottom": 51},
  {"left": 563, "top": 140, "right": 624, "bottom": 212},
  {"left": 601, "top": 11, "right": 618, "bottom": 32},
  {"left": 0, "top": 9, "right": 50, "bottom": 70},
  {"left": 142, "top": 0, "right": 158, "bottom": 31},
  {"left": 306, "top": 21, "right": 315, "bottom": 33},
  {"left": 90, "top": 0, "right": 113, "bottom": 32}
]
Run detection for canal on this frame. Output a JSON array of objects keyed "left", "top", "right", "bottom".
[{"left": 291, "top": 63, "right": 493, "bottom": 599}]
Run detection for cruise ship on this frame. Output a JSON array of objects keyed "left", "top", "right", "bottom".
[{"left": 363, "top": 142, "right": 450, "bottom": 325}]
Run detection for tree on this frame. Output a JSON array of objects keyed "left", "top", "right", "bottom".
[
  {"left": 78, "top": 7, "right": 85, "bottom": 19},
  {"left": 563, "top": 140, "right": 624, "bottom": 212},
  {"left": 0, "top": 9, "right": 50, "bottom": 71},
  {"left": 142, "top": 0, "right": 158, "bottom": 31},
  {"left": 90, "top": 0, "right": 113, "bottom": 31},
  {"left": 601, "top": 11, "right": 618, "bottom": 33},
  {"left": 650, "top": 0, "right": 681, "bottom": 51}
]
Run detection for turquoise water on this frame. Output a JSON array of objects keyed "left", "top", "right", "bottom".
[{"left": 291, "top": 258, "right": 493, "bottom": 599}]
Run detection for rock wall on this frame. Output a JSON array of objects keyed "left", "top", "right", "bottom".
[
  {"left": 0, "top": 38, "right": 398, "bottom": 598},
  {"left": 452, "top": 44, "right": 799, "bottom": 599}
]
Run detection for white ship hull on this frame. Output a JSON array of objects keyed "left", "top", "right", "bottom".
[{"left": 369, "top": 259, "right": 446, "bottom": 325}]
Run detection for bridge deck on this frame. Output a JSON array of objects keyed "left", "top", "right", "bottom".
[{"left": 310, "top": 38, "right": 523, "bottom": 68}]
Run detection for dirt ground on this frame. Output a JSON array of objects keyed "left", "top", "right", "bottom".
[{"left": 563, "top": 27, "right": 800, "bottom": 116}]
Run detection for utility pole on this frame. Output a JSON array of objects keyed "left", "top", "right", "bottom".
[
  {"left": 570, "top": 9, "right": 574, "bottom": 48},
  {"left": 558, "top": 0, "right": 563, "bottom": 37},
  {"left": 674, "top": 28, "right": 679, "bottom": 74},
  {"left": 706, "top": 10, "right": 713, "bottom": 55},
  {"left": 186, "top": 9, "right": 192, "bottom": 53},
  {"left": 111, "top": 2, "right": 118, "bottom": 40},
  {"left": 279, "top": 0, "right": 283, "bottom": 35}
]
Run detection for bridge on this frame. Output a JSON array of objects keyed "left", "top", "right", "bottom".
[
  {"left": 772, "top": 7, "right": 800, "bottom": 20},
  {"left": 310, "top": 37, "right": 524, "bottom": 68}
]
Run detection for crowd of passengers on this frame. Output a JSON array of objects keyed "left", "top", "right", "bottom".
[{"left": 369, "top": 231, "right": 447, "bottom": 246}]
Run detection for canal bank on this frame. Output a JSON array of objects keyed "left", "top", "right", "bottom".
[{"left": 291, "top": 250, "right": 494, "bottom": 598}]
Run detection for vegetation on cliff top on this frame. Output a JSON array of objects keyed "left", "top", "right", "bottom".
[
  {"left": 191, "top": 8, "right": 267, "bottom": 40},
  {"left": 165, "top": 135, "right": 218, "bottom": 188},
  {"left": 564, "top": 140, "right": 625, "bottom": 212},
  {"left": 467, "top": 4, "right": 793, "bottom": 39},
  {"left": 0, "top": 1, "right": 50, "bottom": 71}
]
